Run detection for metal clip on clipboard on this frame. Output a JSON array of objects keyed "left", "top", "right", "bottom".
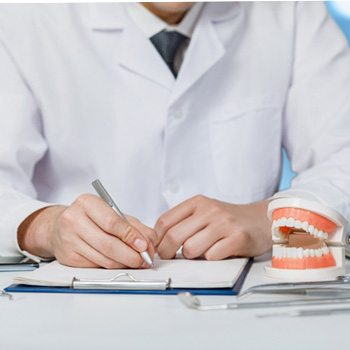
[{"left": 71, "top": 272, "right": 171, "bottom": 291}]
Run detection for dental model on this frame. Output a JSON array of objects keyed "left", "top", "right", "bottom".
[{"left": 265, "top": 197, "right": 348, "bottom": 281}]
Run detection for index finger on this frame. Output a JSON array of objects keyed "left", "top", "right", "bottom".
[
  {"left": 154, "top": 196, "right": 203, "bottom": 244},
  {"left": 76, "top": 194, "right": 151, "bottom": 254}
]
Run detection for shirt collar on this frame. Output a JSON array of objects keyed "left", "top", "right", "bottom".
[{"left": 125, "top": 2, "right": 204, "bottom": 39}]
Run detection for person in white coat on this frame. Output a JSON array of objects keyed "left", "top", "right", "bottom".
[{"left": 0, "top": 2, "right": 349, "bottom": 268}]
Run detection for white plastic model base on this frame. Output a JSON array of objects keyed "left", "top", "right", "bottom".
[{"left": 265, "top": 197, "right": 348, "bottom": 282}]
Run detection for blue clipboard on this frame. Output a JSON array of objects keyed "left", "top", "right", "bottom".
[{"left": 5, "top": 259, "right": 253, "bottom": 296}]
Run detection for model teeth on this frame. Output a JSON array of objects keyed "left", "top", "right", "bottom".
[
  {"left": 286, "top": 218, "right": 294, "bottom": 227},
  {"left": 272, "top": 217, "right": 329, "bottom": 241},
  {"left": 302, "top": 221, "right": 309, "bottom": 231},
  {"left": 321, "top": 246, "right": 329, "bottom": 255},
  {"left": 294, "top": 220, "right": 302, "bottom": 229},
  {"left": 272, "top": 245, "right": 329, "bottom": 259}
]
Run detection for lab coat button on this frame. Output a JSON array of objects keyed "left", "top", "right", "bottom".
[
  {"left": 164, "top": 181, "right": 179, "bottom": 194},
  {"left": 172, "top": 111, "right": 183, "bottom": 120}
]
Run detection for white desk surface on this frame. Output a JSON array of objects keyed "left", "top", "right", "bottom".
[{"left": 0, "top": 255, "right": 349, "bottom": 350}]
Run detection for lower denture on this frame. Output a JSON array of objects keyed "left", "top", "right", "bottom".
[
  {"left": 272, "top": 253, "right": 336, "bottom": 269},
  {"left": 272, "top": 232, "right": 337, "bottom": 269}
]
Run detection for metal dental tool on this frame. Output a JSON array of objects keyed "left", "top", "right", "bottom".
[
  {"left": 0, "top": 289, "right": 13, "bottom": 300},
  {"left": 257, "top": 307, "right": 350, "bottom": 318},
  {"left": 346, "top": 235, "right": 350, "bottom": 258},
  {"left": 178, "top": 292, "right": 350, "bottom": 311},
  {"left": 238, "top": 277, "right": 350, "bottom": 299}
]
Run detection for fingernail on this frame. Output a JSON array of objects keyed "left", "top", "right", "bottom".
[{"left": 134, "top": 238, "right": 147, "bottom": 251}]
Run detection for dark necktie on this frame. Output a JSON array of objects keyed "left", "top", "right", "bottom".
[{"left": 150, "top": 30, "right": 188, "bottom": 77}]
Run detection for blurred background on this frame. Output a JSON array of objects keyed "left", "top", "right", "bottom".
[{"left": 279, "top": 0, "right": 350, "bottom": 190}]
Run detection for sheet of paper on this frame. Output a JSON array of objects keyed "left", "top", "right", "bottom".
[{"left": 14, "top": 256, "right": 248, "bottom": 289}]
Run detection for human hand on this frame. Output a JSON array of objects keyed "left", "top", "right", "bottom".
[
  {"left": 18, "top": 194, "right": 156, "bottom": 268},
  {"left": 155, "top": 196, "right": 272, "bottom": 260}
]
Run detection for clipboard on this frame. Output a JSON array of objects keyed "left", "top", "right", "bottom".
[
  {"left": 5, "top": 259, "right": 252, "bottom": 296},
  {"left": 0, "top": 256, "right": 39, "bottom": 272}
]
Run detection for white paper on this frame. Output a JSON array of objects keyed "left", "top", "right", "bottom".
[{"left": 14, "top": 256, "right": 248, "bottom": 289}]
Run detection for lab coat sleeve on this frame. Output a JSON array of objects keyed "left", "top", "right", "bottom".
[
  {"left": 274, "top": 2, "right": 350, "bottom": 223},
  {"left": 0, "top": 38, "right": 52, "bottom": 256}
]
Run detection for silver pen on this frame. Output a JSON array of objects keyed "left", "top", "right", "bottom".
[{"left": 92, "top": 179, "right": 154, "bottom": 268}]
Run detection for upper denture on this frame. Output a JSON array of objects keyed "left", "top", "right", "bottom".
[
  {"left": 272, "top": 207, "right": 337, "bottom": 234},
  {"left": 272, "top": 217, "right": 328, "bottom": 240}
]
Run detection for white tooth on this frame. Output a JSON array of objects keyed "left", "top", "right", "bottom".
[
  {"left": 274, "top": 246, "right": 279, "bottom": 258},
  {"left": 310, "top": 249, "right": 315, "bottom": 257},
  {"left": 290, "top": 248, "right": 296, "bottom": 258},
  {"left": 322, "top": 246, "right": 329, "bottom": 255},
  {"left": 272, "top": 246, "right": 277, "bottom": 257},
  {"left": 317, "top": 230, "right": 326, "bottom": 240},
  {"left": 272, "top": 229, "right": 280, "bottom": 241},
  {"left": 302, "top": 221, "right": 309, "bottom": 231},
  {"left": 280, "top": 217, "right": 287, "bottom": 226},
  {"left": 284, "top": 247, "right": 289, "bottom": 258},
  {"left": 304, "top": 249, "right": 310, "bottom": 257},
  {"left": 285, "top": 247, "right": 289, "bottom": 258},
  {"left": 308, "top": 225, "right": 315, "bottom": 234},
  {"left": 278, "top": 246, "right": 282, "bottom": 258},
  {"left": 288, "top": 248, "right": 293, "bottom": 258},
  {"left": 276, "top": 246, "right": 280, "bottom": 258},
  {"left": 285, "top": 247, "right": 290, "bottom": 258},
  {"left": 282, "top": 246, "right": 287, "bottom": 258},
  {"left": 291, "top": 248, "right": 296, "bottom": 258},
  {"left": 316, "top": 249, "right": 322, "bottom": 257},
  {"left": 293, "top": 248, "right": 298, "bottom": 258},
  {"left": 276, "top": 246, "right": 281, "bottom": 258},
  {"left": 297, "top": 248, "right": 303, "bottom": 259},
  {"left": 295, "top": 220, "right": 302, "bottom": 229},
  {"left": 313, "top": 228, "right": 319, "bottom": 238},
  {"left": 290, "top": 248, "right": 295, "bottom": 258},
  {"left": 323, "top": 232, "right": 329, "bottom": 240},
  {"left": 286, "top": 218, "right": 294, "bottom": 227},
  {"left": 272, "top": 220, "right": 278, "bottom": 229},
  {"left": 281, "top": 246, "right": 287, "bottom": 259},
  {"left": 319, "top": 233, "right": 326, "bottom": 240}
]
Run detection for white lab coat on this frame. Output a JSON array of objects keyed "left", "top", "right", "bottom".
[{"left": 0, "top": 2, "right": 350, "bottom": 256}]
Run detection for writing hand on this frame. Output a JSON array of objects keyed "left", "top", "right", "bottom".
[{"left": 18, "top": 194, "right": 156, "bottom": 268}]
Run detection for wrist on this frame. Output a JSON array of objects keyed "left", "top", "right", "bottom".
[{"left": 17, "top": 205, "right": 66, "bottom": 258}]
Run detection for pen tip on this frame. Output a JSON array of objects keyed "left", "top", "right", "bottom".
[{"left": 140, "top": 251, "right": 154, "bottom": 268}]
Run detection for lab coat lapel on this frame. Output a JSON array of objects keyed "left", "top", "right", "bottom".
[
  {"left": 169, "top": 2, "right": 243, "bottom": 106},
  {"left": 87, "top": 3, "right": 174, "bottom": 89},
  {"left": 118, "top": 21, "right": 174, "bottom": 89}
]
